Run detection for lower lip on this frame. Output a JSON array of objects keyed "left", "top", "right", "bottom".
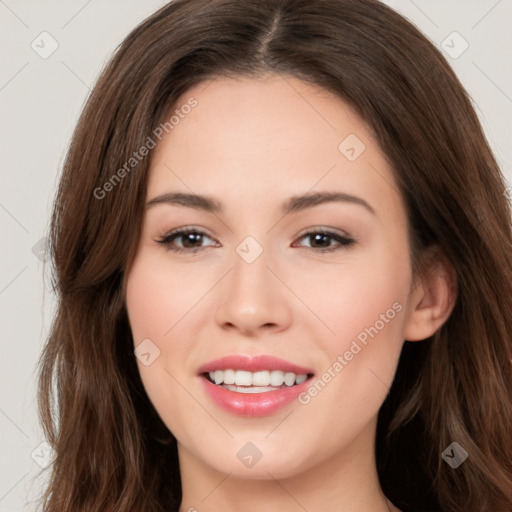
[{"left": 199, "top": 375, "right": 312, "bottom": 417}]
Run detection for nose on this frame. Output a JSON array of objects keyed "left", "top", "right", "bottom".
[{"left": 213, "top": 244, "right": 293, "bottom": 336}]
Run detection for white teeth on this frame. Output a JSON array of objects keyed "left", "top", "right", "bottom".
[
  {"left": 284, "top": 372, "right": 296, "bottom": 386},
  {"left": 223, "top": 384, "right": 279, "bottom": 394},
  {"left": 234, "top": 370, "right": 252, "bottom": 386},
  {"left": 270, "top": 370, "right": 284, "bottom": 386},
  {"left": 206, "top": 369, "right": 309, "bottom": 387},
  {"left": 252, "top": 370, "right": 270, "bottom": 386},
  {"left": 295, "top": 374, "right": 307, "bottom": 384},
  {"left": 213, "top": 370, "right": 223, "bottom": 385},
  {"left": 223, "top": 369, "right": 236, "bottom": 384}
]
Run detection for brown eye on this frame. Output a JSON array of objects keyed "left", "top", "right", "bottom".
[
  {"left": 156, "top": 228, "right": 216, "bottom": 253},
  {"left": 294, "top": 230, "right": 355, "bottom": 252},
  {"left": 156, "top": 227, "right": 355, "bottom": 254}
]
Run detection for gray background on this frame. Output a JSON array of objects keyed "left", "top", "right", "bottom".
[{"left": 1, "top": 1, "right": 511, "bottom": 510}]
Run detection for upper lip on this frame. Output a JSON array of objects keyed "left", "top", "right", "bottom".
[{"left": 197, "top": 355, "right": 314, "bottom": 375}]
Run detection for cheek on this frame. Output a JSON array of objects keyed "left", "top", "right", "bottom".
[
  {"left": 300, "top": 240, "right": 411, "bottom": 350},
  {"left": 125, "top": 255, "right": 202, "bottom": 433},
  {"left": 125, "top": 252, "right": 206, "bottom": 344},
  {"left": 125, "top": 255, "right": 186, "bottom": 401},
  {"left": 302, "top": 244, "right": 409, "bottom": 390},
  {"left": 297, "top": 247, "right": 410, "bottom": 422}
]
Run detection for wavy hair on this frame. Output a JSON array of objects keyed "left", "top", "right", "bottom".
[{"left": 36, "top": 0, "right": 512, "bottom": 510}]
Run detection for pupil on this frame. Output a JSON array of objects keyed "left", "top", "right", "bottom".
[
  {"left": 312, "top": 233, "right": 330, "bottom": 247},
  {"left": 180, "top": 233, "right": 332, "bottom": 249},
  {"left": 183, "top": 232, "right": 201, "bottom": 247}
]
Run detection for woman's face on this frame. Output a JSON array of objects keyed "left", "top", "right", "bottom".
[{"left": 125, "top": 74, "right": 418, "bottom": 479}]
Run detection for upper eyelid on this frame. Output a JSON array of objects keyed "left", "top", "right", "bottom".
[
  {"left": 295, "top": 225, "right": 353, "bottom": 239},
  {"left": 160, "top": 226, "right": 352, "bottom": 239}
]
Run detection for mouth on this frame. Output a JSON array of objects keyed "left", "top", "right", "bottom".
[
  {"left": 202, "top": 369, "right": 312, "bottom": 393},
  {"left": 197, "top": 355, "right": 315, "bottom": 416}
]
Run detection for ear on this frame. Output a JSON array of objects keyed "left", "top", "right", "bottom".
[{"left": 404, "top": 247, "right": 458, "bottom": 342}]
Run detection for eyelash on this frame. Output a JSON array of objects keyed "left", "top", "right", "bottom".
[{"left": 155, "top": 227, "right": 356, "bottom": 254}]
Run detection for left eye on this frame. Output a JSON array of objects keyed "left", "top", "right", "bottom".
[
  {"left": 156, "top": 228, "right": 355, "bottom": 253},
  {"left": 156, "top": 229, "right": 217, "bottom": 253},
  {"left": 293, "top": 230, "right": 355, "bottom": 251}
]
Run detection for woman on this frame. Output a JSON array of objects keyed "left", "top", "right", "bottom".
[{"left": 36, "top": 0, "right": 512, "bottom": 511}]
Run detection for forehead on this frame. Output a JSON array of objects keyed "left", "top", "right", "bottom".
[
  {"left": 146, "top": 74, "right": 403, "bottom": 221},
  {"left": 153, "top": 73, "right": 370, "bottom": 161}
]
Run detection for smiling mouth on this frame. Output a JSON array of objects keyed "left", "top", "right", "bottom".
[{"left": 202, "top": 369, "right": 314, "bottom": 393}]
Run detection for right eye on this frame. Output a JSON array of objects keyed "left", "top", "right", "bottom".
[{"left": 156, "top": 228, "right": 218, "bottom": 254}]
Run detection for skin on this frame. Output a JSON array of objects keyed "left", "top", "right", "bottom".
[{"left": 125, "top": 74, "right": 456, "bottom": 512}]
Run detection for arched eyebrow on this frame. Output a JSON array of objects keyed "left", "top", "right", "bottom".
[{"left": 146, "top": 191, "right": 376, "bottom": 216}]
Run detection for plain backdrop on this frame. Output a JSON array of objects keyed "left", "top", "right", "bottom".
[{"left": 0, "top": 1, "right": 511, "bottom": 510}]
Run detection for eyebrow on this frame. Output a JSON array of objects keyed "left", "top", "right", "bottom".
[{"left": 146, "top": 191, "right": 376, "bottom": 216}]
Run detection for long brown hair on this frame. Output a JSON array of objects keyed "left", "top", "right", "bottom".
[{"left": 36, "top": 0, "right": 512, "bottom": 510}]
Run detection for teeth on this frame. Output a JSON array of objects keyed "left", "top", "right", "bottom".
[
  {"left": 295, "top": 374, "right": 307, "bottom": 384},
  {"left": 207, "top": 369, "right": 308, "bottom": 387},
  {"left": 223, "top": 369, "right": 236, "bottom": 384},
  {"left": 223, "top": 384, "right": 282, "bottom": 394},
  {"left": 252, "top": 371, "right": 270, "bottom": 386},
  {"left": 284, "top": 372, "right": 296, "bottom": 386},
  {"left": 235, "top": 370, "right": 252, "bottom": 386},
  {"left": 270, "top": 370, "right": 284, "bottom": 386}
]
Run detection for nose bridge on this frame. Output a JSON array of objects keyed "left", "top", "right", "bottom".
[
  {"left": 230, "top": 234, "right": 276, "bottom": 301},
  {"left": 213, "top": 233, "right": 292, "bottom": 332}
]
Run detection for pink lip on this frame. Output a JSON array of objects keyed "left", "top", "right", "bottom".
[
  {"left": 199, "top": 377, "right": 312, "bottom": 417},
  {"left": 197, "top": 354, "right": 313, "bottom": 375},
  {"left": 197, "top": 355, "right": 314, "bottom": 417}
]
